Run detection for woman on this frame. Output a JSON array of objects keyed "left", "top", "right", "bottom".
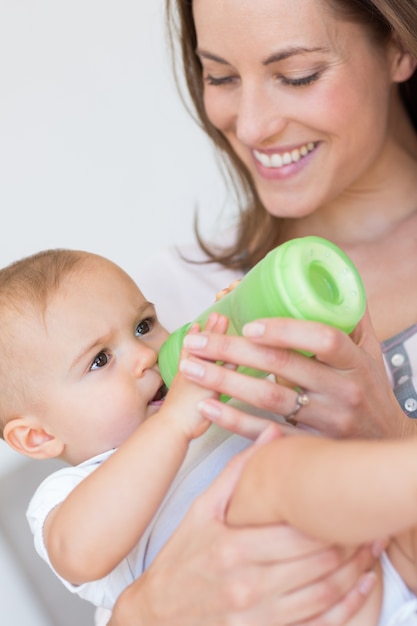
[{"left": 108, "top": 0, "right": 417, "bottom": 624}]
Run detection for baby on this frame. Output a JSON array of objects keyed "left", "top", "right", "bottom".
[
  {"left": 1, "top": 248, "right": 417, "bottom": 626},
  {"left": 0, "top": 249, "right": 258, "bottom": 610}
]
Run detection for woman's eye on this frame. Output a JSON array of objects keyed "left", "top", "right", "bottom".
[
  {"left": 90, "top": 352, "right": 110, "bottom": 371},
  {"left": 205, "top": 74, "right": 238, "bottom": 86},
  {"left": 135, "top": 317, "right": 154, "bottom": 337},
  {"left": 281, "top": 72, "right": 320, "bottom": 87}
]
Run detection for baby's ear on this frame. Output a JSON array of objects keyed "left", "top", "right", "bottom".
[{"left": 3, "top": 418, "right": 64, "bottom": 460}]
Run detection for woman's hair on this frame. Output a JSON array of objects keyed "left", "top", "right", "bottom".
[{"left": 166, "top": 0, "right": 417, "bottom": 271}]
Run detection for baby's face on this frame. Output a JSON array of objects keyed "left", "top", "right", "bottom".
[{"left": 21, "top": 256, "right": 169, "bottom": 464}]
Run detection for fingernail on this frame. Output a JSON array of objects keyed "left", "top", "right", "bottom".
[
  {"left": 357, "top": 571, "right": 376, "bottom": 596},
  {"left": 372, "top": 538, "right": 388, "bottom": 557},
  {"left": 198, "top": 400, "right": 221, "bottom": 418},
  {"left": 243, "top": 322, "right": 265, "bottom": 337},
  {"left": 179, "top": 359, "right": 206, "bottom": 378},
  {"left": 183, "top": 334, "right": 208, "bottom": 349}
]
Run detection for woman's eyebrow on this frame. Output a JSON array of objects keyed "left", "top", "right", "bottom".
[
  {"left": 263, "top": 46, "right": 328, "bottom": 65},
  {"left": 196, "top": 50, "right": 229, "bottom": 65},
  {"left": 196, "top": 46, "right": 328, "bottom": 66}
]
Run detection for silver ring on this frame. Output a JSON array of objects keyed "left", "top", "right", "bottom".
[{"left": 286, "top": 391, "right": 310, "bottom": 421}]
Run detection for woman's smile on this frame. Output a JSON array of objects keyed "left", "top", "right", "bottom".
[
  {"left": 195, "top": 0, "right": 408, "bottom": 222},
  {"left": 253, "top": 142, "right": 317, "bottom": 169}
]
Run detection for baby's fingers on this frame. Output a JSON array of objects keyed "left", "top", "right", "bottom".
[
  {"left": 203, "top": 312, "right": 229, "bottom": 335},
  {"left": 181, "top": 315, "right": 228, "bottom": 362}
]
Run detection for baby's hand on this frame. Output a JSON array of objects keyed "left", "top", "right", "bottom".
[
  {"left": 161, "top": 313, "right": 229, "bottom": 441},
  {"left": 215, "top": 279, "right": 242, "bottom": 301}
]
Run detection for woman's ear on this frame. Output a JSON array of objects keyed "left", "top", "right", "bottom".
[
  {"left": 390, "top": 33, "right": 417, "bottom": 83},
  {"left": 3, "top": 418, "right": 64, "bottom": 460}
]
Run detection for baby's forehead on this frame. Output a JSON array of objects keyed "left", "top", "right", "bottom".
[
  {"left": 2, "top": 253, "right": 141, "bottom": 330},
  {"left": 47, "top": 258, "right": 146, "bottom": 315},
  {"left": 1, "top": 301, "right": 49, "bottom": 344},
  {"left": 0, "top": 305, "right": 47, "bottom": 379}
]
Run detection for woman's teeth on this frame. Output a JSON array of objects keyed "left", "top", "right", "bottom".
[{"left": 254, "top": 142, "right": 315, "bottom": 168}]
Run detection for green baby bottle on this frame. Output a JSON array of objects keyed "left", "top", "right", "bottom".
[{"left": 158, "top": 236, "right": 366, "bottom": 389}]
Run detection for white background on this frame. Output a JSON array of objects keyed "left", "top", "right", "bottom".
[{"left": 0, "top": 1, "right": 229, "bottom": 622}]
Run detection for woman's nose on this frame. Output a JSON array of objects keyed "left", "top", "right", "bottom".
[{"left": 235, "top": 83, "right": 286, "bottom": 146}]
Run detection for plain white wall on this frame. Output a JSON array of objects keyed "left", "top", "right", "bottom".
[
  {"left": 0, "top": 0, "right": 229, "bottom": 466},
  {"left": 0, "top": 1, "right": 230, "bottom": 622},
  {"left": 0, "top": 0, "right": 227, "bottom": 275}
]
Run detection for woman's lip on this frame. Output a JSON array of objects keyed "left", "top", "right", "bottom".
[
  {"left": 252, "top": 142, "right": 318, "bottom": 179},
  {"left": 253, "top": 142, "right": 317, "bottom": 168}
]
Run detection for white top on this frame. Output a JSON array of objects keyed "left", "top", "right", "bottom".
[
  {"left": 32, "top": 239, "right": 416, "bottom": 623},
  {"left": 134, "top": 241, "right": 244, "bottom": 332},
  {"left": 28, "top": 427, "right": 417, "bottom": 624},
  {"left": 27, "top": 424, "right": 254, "bottom": 610},
  {"left": 381, "top": 553, "right": 417, "bottom": 625},
  {"left": 135, "top": 241, "right": 417, "bottom": 626}
]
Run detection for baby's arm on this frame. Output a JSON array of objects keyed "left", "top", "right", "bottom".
[
  {"left": 44, "top": 315, "right": 227, "bottom": 586},
  {"left": 227, "top": 433, "right": 417, "bottom": 545}
]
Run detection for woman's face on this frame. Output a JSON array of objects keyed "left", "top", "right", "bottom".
[{"left": 193, "top": 0, "right": 402, "bottom": 219}]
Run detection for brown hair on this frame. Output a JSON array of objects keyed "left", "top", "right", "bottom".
[
  {"left": 0, "top": 249, "right": 88, "bottom": 436},
  {"left": 0, "top": 249, "right": 88, "bottom": 315},
  {"left": 166, "top": 0, "right": 417, "bottom": 270}
]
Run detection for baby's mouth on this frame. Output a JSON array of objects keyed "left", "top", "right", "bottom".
[{"left": 149, "top": 384, "right": 168, "bottom": 405}]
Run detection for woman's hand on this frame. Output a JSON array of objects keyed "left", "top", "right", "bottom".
[
  {"left": 109, "top": 433, "right": 382, "bottom": 626},
  {"left": 108, "top": 439, "right": 379, "bottom": 626},
  {"left": 180, "top": 308, "right": 414, "bottom": 439}
]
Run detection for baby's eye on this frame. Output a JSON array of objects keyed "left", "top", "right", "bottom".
[
  {"left": 135, "top": 316, "right": 155, "bottom": 337},
  {"left": 90, "top": 352, "right": 110, "bottom": 370}
]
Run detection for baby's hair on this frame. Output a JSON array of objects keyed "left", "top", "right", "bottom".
[
  {"left": 0, "top": 249, "right": 89, "bottom": 316},
  {"left": 0, "top": 249, "right": 91, "bottom": 438}
]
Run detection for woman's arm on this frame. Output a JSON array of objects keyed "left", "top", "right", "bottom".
[{"left": 108, "top": 439, "right": 379, "bottom": 626}]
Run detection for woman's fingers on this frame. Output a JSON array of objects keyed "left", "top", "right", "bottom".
[
  {"left": 297, "top": 572, "right": 377, "bottom": 626},
  {"left": 180, "top": 354, "right": 298, "bottom": 417},
  {"left": 198, "top": 397, "right": 286, "bottom": 439},
  {"left": 171, "top": 491, "right": 379, "bottom": 624},
  {"left": 272, "top": 550, "right": 378, "bottom": 625},
  {"left": 183, "top": 314, "right": 371, "bottom": 375},
  {"left": 110, "top": 452, "right": 378, "bottom": 626},
  {"left": 181, "top": 314, "right": 411, "bottom": 438}
]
